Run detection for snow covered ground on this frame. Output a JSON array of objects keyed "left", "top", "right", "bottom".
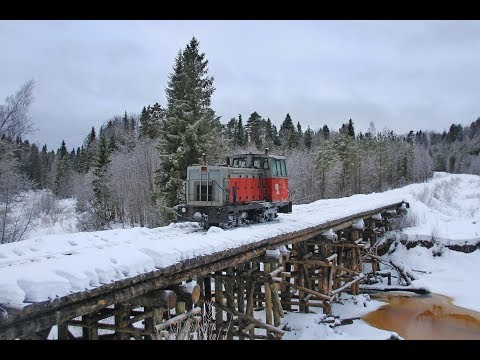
[{"left": 2, "top": 172, "right": 480, "bottom": 340}]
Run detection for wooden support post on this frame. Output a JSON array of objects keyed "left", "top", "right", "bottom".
[
  {"left": 114, "top": 303, "right": 130, "bottom": 340},
  {"left": 283, "top": 261, "right": 292, "bottom": 311},
  {"left": 58, "top": 323, "right": 68, "bottom": 340},
  {"left": 271, "top": 282, "right": 283, "bottom": 327},
  {"left": 82, "top": 313, "right": 98, "bottom": 340},
  {"left": 225, "top": 268, "right": 235, "bottom": 340},
  {"left": 245, "top": 262, "right": 255, "bottom": 338},
  {"left": 264, "top": 262, "right": 273, "bottom": 325},
  {"left": 296, "top": 244, "right": 307, "bottom": 313},
  {"left": 204, "top": 276, "right": 212, "bottom": 302},
  {"left": 198, "top": 275, "right": 205, "bottom": 318},
  {"left": 303, "top": 263, "right": 311, "bottom": 313},
  {"left": 324, "top": 261, "right": 334, "bottom": 315},
  {"left": 215, "top": 271, "right": 224, "bottom": 334},
  {"left": 144, "top": 305, "right": 154, "bottom": 339},
  {"left": 254, "top": 262, "right": 262, "bottom": 308},
  {"left": 176, "top": 301, "right": 186, "bottom": 315},
  {"left": 354, "top": 248, "right": 361, "bottom": 294},
  {"left": 237, "top": 265, "right": 246, "bottom": 340}
]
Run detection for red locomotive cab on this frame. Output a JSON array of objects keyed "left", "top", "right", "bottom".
[
  {"left": 228, "top": 153, "right": 291, "bottom": 209},
  {"left": 264, "top": 156, "right": 289, "bottom": 203}
]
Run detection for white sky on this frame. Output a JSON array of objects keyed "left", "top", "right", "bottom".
[{"left": 1, "top": 20, "right": 480, "bottom": 150}]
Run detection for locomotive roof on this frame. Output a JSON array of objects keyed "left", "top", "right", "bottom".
[{"left": 231, "top": 153, "right": 286, "bottom": 159}]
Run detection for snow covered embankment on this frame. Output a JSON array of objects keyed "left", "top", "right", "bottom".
[
  {"left": 391, "top": 172, "right": 480, "bottom": 250},
  {"left": 377, "top": 172, "right": 480, "bottom": 313}
]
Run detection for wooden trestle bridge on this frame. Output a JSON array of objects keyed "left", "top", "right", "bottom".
[{"left": 0, "top": 201, "right": 407, "bottom": 340}]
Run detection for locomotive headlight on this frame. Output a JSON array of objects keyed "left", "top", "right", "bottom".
[
  {"left": 193, "top": 212, "right": 203, "bottom": 222},
  {"left": 181, "top": 207, "right": 186, "bottom": 213}
]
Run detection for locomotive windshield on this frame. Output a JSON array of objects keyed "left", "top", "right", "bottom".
[
  {"left": 271, "top": 158, "right": 287, "bottom": 176},
  {"left": 253, "top": 157, "right": 269, "bottom": 169}
]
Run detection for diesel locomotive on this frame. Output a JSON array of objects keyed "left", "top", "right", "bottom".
[{"left": 174, "top": 151, "right": 292, "bottom": 229}]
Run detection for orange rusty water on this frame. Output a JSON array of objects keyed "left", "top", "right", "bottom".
[{"left": 362, "top": 292, "right": 480, "bottom": 340}]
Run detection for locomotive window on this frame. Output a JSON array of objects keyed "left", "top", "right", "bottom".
[
  {"left": 275, "top": 159, "right": 282, "bottom": 176},
  {"left": 253, "top": 157, "right": 261, "bottom": 169},
  {"left": 271, "top": 158, "right": 278, "bottom": 176},
  {"left": 280, "top": 159, "right": 287, "bottom": 176},
  {"left": 275, "top": 159, "right": 286, "bottom": 177},
  {"left": 232, "top": 157, "right": 247, "bottom": 168}
]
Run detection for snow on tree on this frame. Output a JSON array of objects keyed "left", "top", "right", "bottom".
[
  {"left": 315, "top": 138, "right": 340, "bottom": 199},
  {"left": 286, "top": 149, "right": 318, "bottom": 204},
  {"left": 108, "top": 138, "right": 166, "bottom": 228}
]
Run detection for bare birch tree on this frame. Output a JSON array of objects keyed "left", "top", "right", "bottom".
[{"left": 0, "top": 79, "right": 35, "bottom": 139}]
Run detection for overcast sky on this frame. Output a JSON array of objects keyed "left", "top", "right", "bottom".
[{"left": 1, "top": 20, "right": 480, "bottom": 150}]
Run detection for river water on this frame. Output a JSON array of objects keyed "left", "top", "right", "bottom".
[{"left": 362, "top": 292, "right": 480, "bottom": 340}]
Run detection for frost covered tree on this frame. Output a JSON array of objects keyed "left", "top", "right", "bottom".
[
  {"left": 0, "top": 144, "right": 34, "bottom": 244},
  {"left": 286, "top": 149, "right": 318, "bottom": 204},
  {"left": 155, "top": 37, "right": 221, "bottom": 208},
  {"left": 315, "top": 138, "right": 339, "bottom": 199},
  {"left": 0, "top": 79, "right": 35, "bottom": 140},
  {"left": 108, "top": 138, "right": 166, "bottom": 227}
]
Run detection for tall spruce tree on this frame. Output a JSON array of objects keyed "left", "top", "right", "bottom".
[
  {"left": 235, "top": 114, "right": 247, "bottom": 146},
  {"left": 246, "top": 111, "right": 263, "bottom": 149},
  {"left": 54, "top": 140, "right": 72, "bottom": 197},
  {"left": 304, "top": 126, "right": 313, "bottom": 149},
  {"left": 92, "top": 135, "right": 112, "bottom": 227},
  {"left": 155, "top": 37, "right": 219, "bottom": 208},
  {"left": 322, "top": 125, "right": 330, "bottom": 140},
  {"left": 280, "top": 113, "right": 298, "bottom": 149},
  {"left": 27, "top": 143, "right": 43, "bottom": 188}
]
